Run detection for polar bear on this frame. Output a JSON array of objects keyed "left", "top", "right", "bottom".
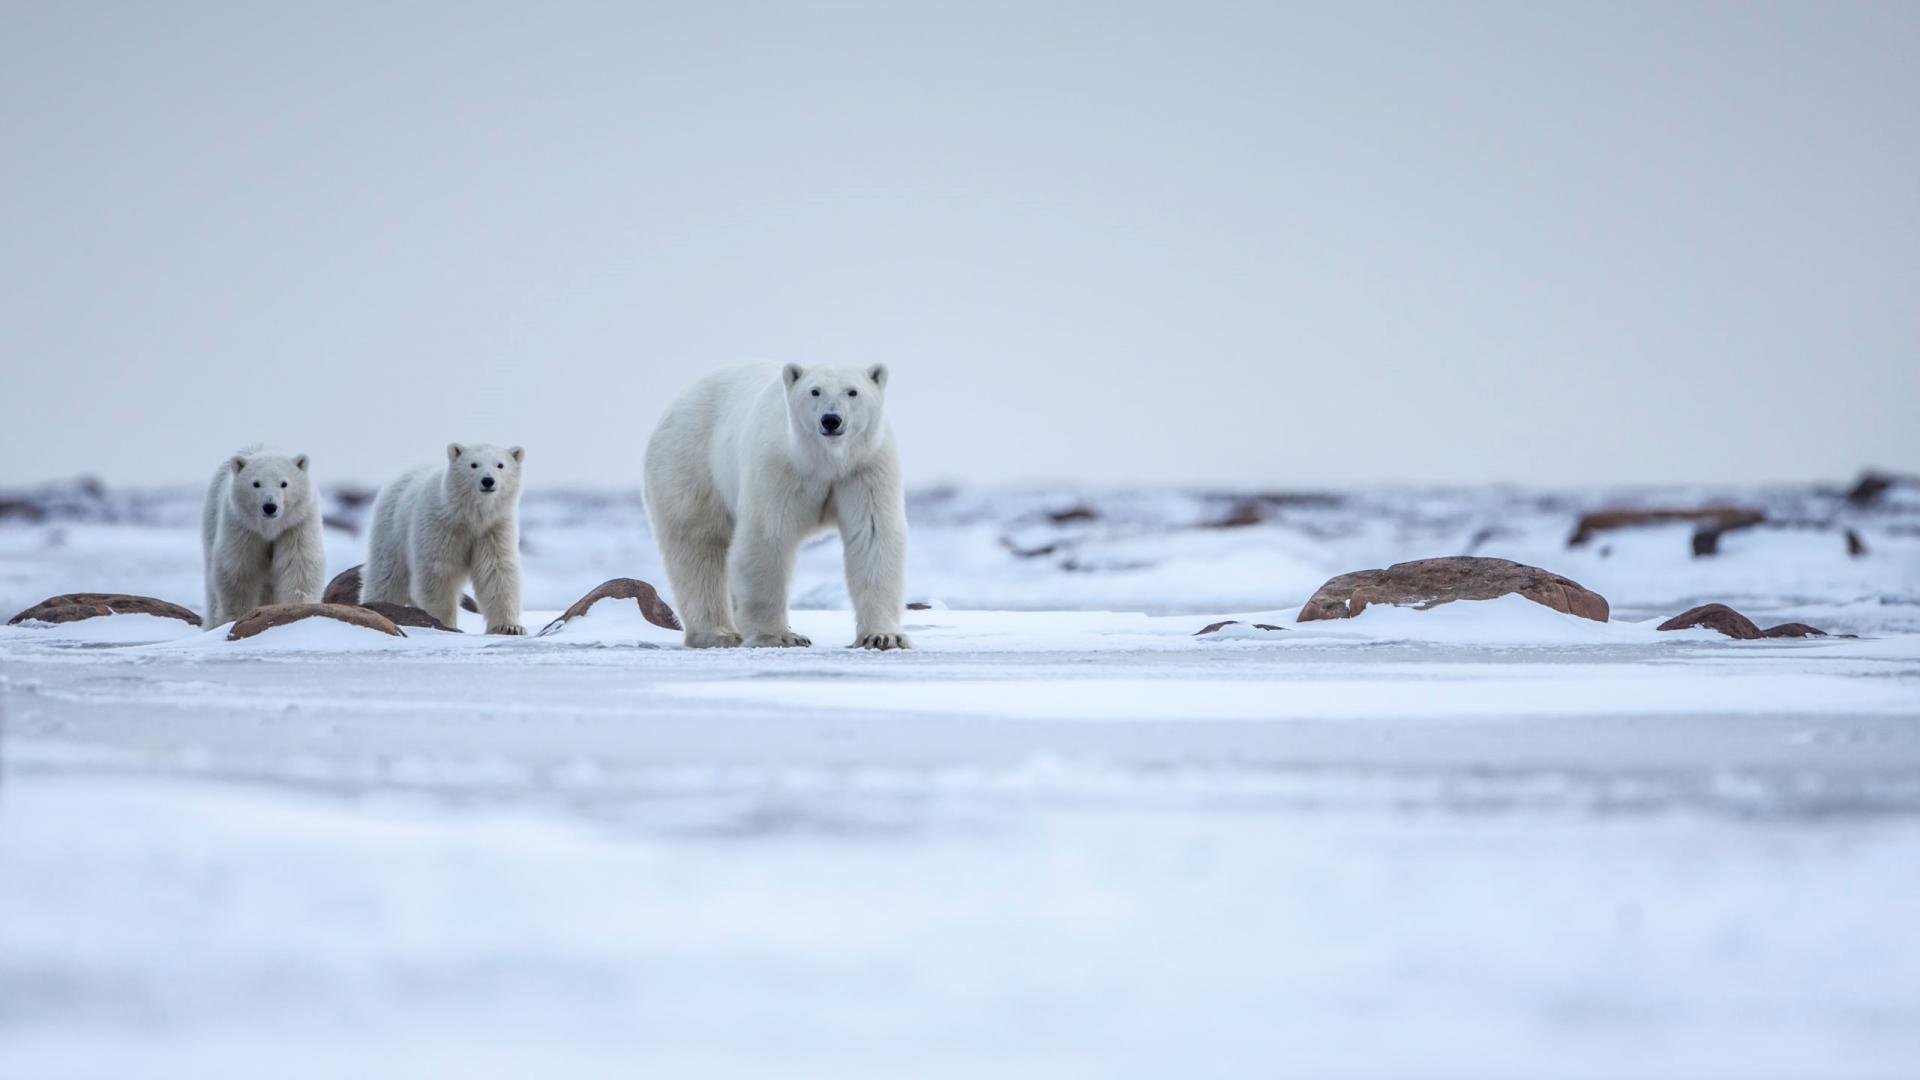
[
  {"left": 202, "top": 447, "right": 327, "bottom": 627},
  {"left": 362, "top": 443, "right": 527, "bottom": 634},
  {"left": 644, "top": 363, "right": 910, "bottom": 650}
]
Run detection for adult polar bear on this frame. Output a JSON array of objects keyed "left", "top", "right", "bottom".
[
  {"left": 645, "top": 363, "right": 910, "bottom": 650},
  {"left": 201, "top": 447, "right": 326, "bottom": 627}
]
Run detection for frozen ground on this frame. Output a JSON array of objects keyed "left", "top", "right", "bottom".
[{"left": 3, "top": 478, "right": 1919, "bottom": 1077}]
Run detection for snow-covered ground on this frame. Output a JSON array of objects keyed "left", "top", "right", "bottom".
[{"left": 3, "top": 479, "right": 1919, "bottom": 1077}]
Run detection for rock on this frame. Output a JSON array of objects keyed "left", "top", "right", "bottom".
[
  {"left": 324, "top": 564, "right": 479, "bottom": 613},
  {"left": 1046, "top": 506, "right": 1099, "bottom": 525},
  {"left": 1199, "top": 500, "right": 1264, "bottom": 529},
  {"left": 358, "top": 602, "right": 459, "bottom": 632},
  {"left": 1569, "top": 506, "right": 1764, "bottom": 547},
  {"left": 1298, "top": 557, "right": 1610, "bottom": 623},
  {"left": 8, "top": 593, "right": 202, "bottom": 627},
  {"left": 907, "top": 602, "right": 933, "bottom": 611},
  {"left": 1195, "top": 620, "right": 1286, "bottom": 636},
  {"left": 227, "top": 603, "right": 405, "bottom": 641},
  {"left": 322, "top": 565, "right": 363, "bottom": 605},
  {"left": 1656, "top": 603, "right": 1764, "bottom": 640},
  {"left": 539, "top": 578, "right": 681, "bottom": 635},
  {"left": 1762, "top": 622, "right": 1828, "bottom": 639},
  {"left": 1847, "top": 529, "right": 1868, "bottom": 557},
  {"left": 1844, "top": 471, "right": 1908, "bottom": 506}
]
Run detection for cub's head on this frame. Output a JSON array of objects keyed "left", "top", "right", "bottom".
[
  {"left": 783, "top": 364, "right": 889, "bottom": 449},
  {"left": 446, "top": 443, "right": 525, "bottom": 504},
  {"left": 228, "top": 450, "right": 312, "bottom": 532}
]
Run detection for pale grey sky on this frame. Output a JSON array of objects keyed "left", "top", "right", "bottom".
[{"left": 2, "top": 1, "right": 1915, "bottom": 490}]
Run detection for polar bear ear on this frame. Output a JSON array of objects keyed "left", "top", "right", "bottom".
[
  {"left": 783, "top": 363, "right": 805, "bottom": 388},
  {"left": 867, "top": 364, "right": 888, "bottom": 389},
  {"left": 229, "top": 454, "right": 248, "bottom": 475},
  {"left": 509, "top": 446, "right": 524, "bottom": 464},
  {"left": 293, "top": 454, "right": 309, "bottom": 472},
  {"left": 447, "top": 443, "right": 464, "bottom": 463}
]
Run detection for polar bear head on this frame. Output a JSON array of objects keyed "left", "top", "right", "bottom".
[
  {"left": 227, "top": 449, "right": 313, "bottom": 536},
  {"left": 783, "top": 364, "right": 889, "bottom": 452},
  {"left": 445, "top": 442, "right": 525, "bottom": 513}
]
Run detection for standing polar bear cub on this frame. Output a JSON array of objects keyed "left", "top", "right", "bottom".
[
  {"left": 202, "top": 448, "right": 327, "bottom": 627},
  {"left": 645, "top": 363, "right": 910, "bottom": 650},
  {"left": 362, "top": 443, "right": 527, "bottom": 634}
]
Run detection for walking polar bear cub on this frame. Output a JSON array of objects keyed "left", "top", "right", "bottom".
[
  {"left": 362, "top": 443, "right": 527, "bottom": 634},
  {"left": 202, "top": 448, "right": 326, "bottom": 627},
  {"left": 645, "top": 363, "right": 910, "bottom": 650}
]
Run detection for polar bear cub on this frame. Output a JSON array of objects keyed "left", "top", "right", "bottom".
[
  {"left": 362, "top": 443, "right": 527, "bottom": 634},
  {"left": 202, "top": 447, "right": 327, "bottom": 627},
  {"left": 644, "top": 363, "right": 910, "bottom": 650}
]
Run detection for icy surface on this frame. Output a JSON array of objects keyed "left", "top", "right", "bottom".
[{"left": 3, "top": 480, "right": 1919, "bottom": 1077}]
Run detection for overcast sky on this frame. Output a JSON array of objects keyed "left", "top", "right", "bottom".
[{"left": 2, "top": 1, "right": 1914, "bottom": 490}]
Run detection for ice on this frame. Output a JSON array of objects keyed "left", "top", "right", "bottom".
[{"left": 3, "top": 479, "right": 1919, "bottom": 1076}]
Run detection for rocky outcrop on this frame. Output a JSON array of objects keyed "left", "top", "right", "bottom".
[
  {"left": 1298, "top": 557, "right": 1609, "bottom": 623},
  {"left": 8, "top": 593, "right": 202, "bottom": 627}
]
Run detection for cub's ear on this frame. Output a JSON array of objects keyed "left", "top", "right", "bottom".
[
  {"left": 229, "top": 455, "right": 248, "bottom": 475},
  {"left": 783, "top": 363, "right": 805, "bottom": 388},
  {"left": 509, "top": 446, "right": 524, "bottom": 464},
  {"left": 293, "top": 453, "right": 309, "bottom": 472},
  {"left": 866, "top": 364, "right": 888, "bottom": 389},
  {"left": 447, "top": 443, "right": 464, "bottom": 463}
]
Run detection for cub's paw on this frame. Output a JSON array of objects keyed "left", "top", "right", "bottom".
[
  {"left": 850, "top": 632, "right": 913, "bottom": 651},
  {"left": 488, "top": 623, "right": 528, "bottom": 636},
  {"left": 746, "top": 630, "right": 812, "bottom": 648},
  {"left": 686, "top": 629, "right": 745, "bottom": 649}
]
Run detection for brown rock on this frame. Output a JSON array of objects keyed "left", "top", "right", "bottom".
[
  {"left": 8, "top": 593, "right": 202, "bottom": 627},
  {"left": 324, "top": 563, "right": 479, "bottom": 613},
  {"left": 906, "top": 602, "right": 934, "bottom": 611},
  {"left": 1046, "top": 506, "right": 1099, "bottom": 524},
  {"left": 1200, "top": 500, "right": 1264, "bottom": 529},
  {"left": 1569, "top": 506, "right": 1764, "bottom": 547},
  {"left": 358, "top": 602, "right": 459, "bottom": 632},
  {"left": 1762, "top": 622, "right": 1828, "bottom": 639},
  {"left": 1195, "top": 620, "right": 1286, "bottom": 636},
  {"left": 539, "top": 578, "right": 681, "bottom": 636},
  {"left": 1656, "top": 603, "right": 1764, "bottom": 640},
  {"left": 1298, "top": 557, "right": 1610, "bottom": 623},
  {"left": 226, "top": 603, "right": 405, "bottom": 641}
]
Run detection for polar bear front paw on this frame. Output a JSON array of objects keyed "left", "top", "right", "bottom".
[
  {"left": 488, "top": 623, "right": 527, "bottom": 636},
  {"left": 686, "top": 629, "right": 744, "bottom": 649},
  {"left": 746, "top": 630, "right": 812, "bottom": 648},
  {"left": 850, "top": 632, "right": 913, "bottom": 651}
]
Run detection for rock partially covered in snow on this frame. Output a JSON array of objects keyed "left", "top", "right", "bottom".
[
  {"left": 8, "top": 593, "right": 202, "bottom": 627},
  {"left": 324, "top": 563, "right": 480, "bottom": 613},
  {"left": 1568, "top": 506, "right": 1763, "bottom": 547},
  {"left": 358, "top": 601, "right": 459, "bottom": 632},
  {"left": 228, "top": 603, "right": 405, "bottom": 641},
  {"left": 1762, "top": 622, "right": 1829, "bottom": 639},
  {"left": 539, "top": 578, "right": 680, "bottom": 636},
  {"left": 1298, "top": 557, "right": 1610, "bottom": 623},
  {"left": 1194, "top": 620, "right": 1286, "bottom": 638},
  {"left": 1657, "top": 603, "right": 1764, "bottom": 640}
]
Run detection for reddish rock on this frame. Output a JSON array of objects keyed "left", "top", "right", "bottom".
[
  {"left": 1762, "top": 622, "right": 1828, "bottom": 639},
  {"left": 539, "top": 578, "right": 681, "bottom": 636},
  {"left": 227, "top": 603, "right": 405, "bottom": 641},
  {"left": 1569, "top": 506, "right": 1764, "bottom": 547},
  {"left": 358, "top": 602, "right": 459, "bottom": 632},
  {"left": 1298, "top": 557, "right": 1610, "bottom": 623},
  {"left": 1656, "top": 604, "right": 1764, "bottom": 640},
  {"left": 8, "top": 593, "right": 202, "bottom": 627}
]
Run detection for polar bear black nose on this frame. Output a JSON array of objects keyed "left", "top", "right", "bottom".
[
  {"left": 262, "top": 503, "right": 278, "bottom": 516},
  {"left": 820, "top": 414, "right": 843, "bottom": 434},
  {"left": 480, "top": 476, "right": 496, "bottom": 490}
]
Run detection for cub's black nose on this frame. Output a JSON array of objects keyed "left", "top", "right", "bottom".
[
  {"left": 820, "top": 414, "right": 843, "bottom": 434},
  {"left": 480, "top": 476, "right": 496, "bottom": 490},
  {"left": 262, "top": 503, "right": 278, "bottom": 516}
]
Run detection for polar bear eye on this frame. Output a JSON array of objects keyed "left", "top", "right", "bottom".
[
  {"left": 810, "top": 388, "right": 820, "bottom": 397},
  {"left": 251, "top": 481, "right": 260, "bottom": 488},
  {"left": 495, "top": 463, "right": 503, "bottom": 468},
  {"left": 471, "top": 463, "right": 479, "bottom": 469},
  {"left": 847, "top": 389, "right": 858, "bottom": 397},
  {"left": 279, "top": 481, "right": 288, "bottom": 488}
]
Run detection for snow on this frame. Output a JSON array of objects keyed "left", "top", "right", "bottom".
[{"left": 2, "top": 480, "right": 1919, "bottom": 1076}]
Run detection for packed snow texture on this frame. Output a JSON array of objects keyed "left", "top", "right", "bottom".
[{"left": 3, "top": 478, "right": 1919, "bottom": 1078}]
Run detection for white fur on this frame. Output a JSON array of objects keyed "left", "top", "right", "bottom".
[
  {"left": 644, "top": 363, "right": 910, "bottom": 650},
  {"left": 362, "top": 442, "right": 527, "bottom": 634},
  {"left": 201, "top": 447, "right": 326, "bottom": 627}
]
